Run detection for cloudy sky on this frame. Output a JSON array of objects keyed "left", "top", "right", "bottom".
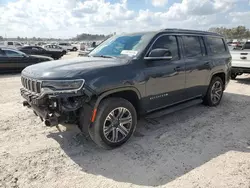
[{"left": 0, "top": 0, "right": 250, "bottom": 38}]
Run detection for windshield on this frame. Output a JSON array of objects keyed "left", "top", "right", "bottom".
[{"left": 89, "top": 33, "right": 154, "bottom": 57}]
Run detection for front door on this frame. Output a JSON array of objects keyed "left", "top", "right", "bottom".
[{"left": 144, "top": 35, "right": 186, "bottom": 111}]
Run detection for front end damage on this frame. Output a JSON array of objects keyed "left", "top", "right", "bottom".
[{"left": 20, "top": 76, "right": 95, "bottom": 130}]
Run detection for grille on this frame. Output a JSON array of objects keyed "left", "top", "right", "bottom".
[{"left": 21, "top": 76, "right": 41, "bottom": 93}]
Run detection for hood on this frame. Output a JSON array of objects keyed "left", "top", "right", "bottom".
[{"left": 22, "top": 56, "right": 128, "bottom": 79}]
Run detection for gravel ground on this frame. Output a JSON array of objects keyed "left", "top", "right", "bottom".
[{"left": 0, "top": 53, "right": 250, "bottom": 188}]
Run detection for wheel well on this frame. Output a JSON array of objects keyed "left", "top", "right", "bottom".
[
  {"left": 212, "top": 72, "right": 226, "bottom": 88},
  {"left": 102, "top": 90, "right": 140, "bottom": 113}
]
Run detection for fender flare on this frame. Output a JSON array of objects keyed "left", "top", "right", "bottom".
[
  {"left": 93, "top": 86, "right": 141, "bottom": 110},
  {"left": 208, "top": 70, "right": 226, "bottom": 84}
]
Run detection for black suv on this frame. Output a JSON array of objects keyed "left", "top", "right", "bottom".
[{"left": 20, "top": 29, "right": 231, "bottom": 149}]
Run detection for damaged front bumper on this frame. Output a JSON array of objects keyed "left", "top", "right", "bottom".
[{"left": 20, "top": 87, "right": 93, "bottom": 128}]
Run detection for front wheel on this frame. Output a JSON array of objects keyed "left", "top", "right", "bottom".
[
  {"left": 88, "top": 98, "right": 137, "bottom": 149},
  {"left": 203, "top": 77, "right": 224, "bottom": 106}
]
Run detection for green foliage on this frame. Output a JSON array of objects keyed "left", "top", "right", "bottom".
[
  {"left": 74, "top": 33, "right": 112, "bottom": 41},
  {"left": 208, "top": 26, "right": 250, "bottom": 40}
]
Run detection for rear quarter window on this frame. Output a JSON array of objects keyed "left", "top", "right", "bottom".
[
  {"left": 207, "top": 37, "right": 226, "bottom": 54},
  {"left": 243, "top": 42, "right": 250, "bottom": 49}
]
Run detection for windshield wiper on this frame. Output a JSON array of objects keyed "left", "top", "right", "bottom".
[{"left": 91, "top": 55, "right": 116, "bottom": 59}]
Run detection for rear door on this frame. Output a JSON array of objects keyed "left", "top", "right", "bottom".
[{"left": 181, "top": 35, "right": 211, "bottom": 98}]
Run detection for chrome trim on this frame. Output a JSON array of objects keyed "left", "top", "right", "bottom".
[
  {"left": 21, "top": 76, "right": 42, "bottom": 94},
  {"left": 144, "top": 56, "right": 172, "bottom": 60},
  {"left": 41, "top": 79, "right": 85, "bottom": 92}
]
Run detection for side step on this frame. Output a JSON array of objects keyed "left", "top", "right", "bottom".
[{"left": 145, "top": 99, "right": 203, "bottom": 119}]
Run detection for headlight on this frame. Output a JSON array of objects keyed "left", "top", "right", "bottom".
[{"left": 41, "top": 79, "right": 84, "bottom": 91}]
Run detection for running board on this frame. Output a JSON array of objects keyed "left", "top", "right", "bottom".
[{"left": 145, "top": 99, "right": 203, "bottom": 119}]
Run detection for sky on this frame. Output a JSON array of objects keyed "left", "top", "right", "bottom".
[{"left": 0, "top": 0, "right": 250, "bottom": 38}]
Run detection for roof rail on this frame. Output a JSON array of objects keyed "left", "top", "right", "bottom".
[{"left": 161, "top": 28, "right": 221, "bottom": 35}]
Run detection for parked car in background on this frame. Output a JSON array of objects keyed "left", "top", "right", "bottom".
[
  {"left": 58, "top": 42, "right": 78, "bottom": 51},
  {"left": 0, "top": 41, "right": 23, "bottom": 49},
  {"left": 43, "top": 44, "right": 67, "bottom": 55},
  {"left": 242, "top": 41, "right": 250, "bottom": 50},
  {"left": 20, "top": 29, "right": 231, "bottom": 149},
  {"left": 78, "top": 47, "right": 95, "bottom": 56},
  {"left": 0, "top": 47, "right": 52, "bottom": 72},
  {"left": 18, "top": 46, "right": 64, "bottom": 60},
  {"left": 230, "top": 41, "right": 250, "bottom": 79}
]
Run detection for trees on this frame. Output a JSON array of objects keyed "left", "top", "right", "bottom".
[
  {"left": 0, "top": 36, "right": 3, "bottom": 41},
  {"left": 208, "top": 26, "right": 250, "bottom": 40}
]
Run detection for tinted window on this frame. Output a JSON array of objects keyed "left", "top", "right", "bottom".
[
  {"left": 4, "top": 50, "right": 23, "bottom": 57},
  {"left": 182, "top": 36, "right": 204, "bottom": 58},
  {"left": 207, "top": 37, "right": 226, "bottom": 54},
  {"left": 151, "top": 35, "right": 179, "bottom": 60},
  {"left": 7, "top": 42, "right": 14, "bottom": 45},
  {"left": 243, "top": 42, "right": 250, "bottom": 49}
]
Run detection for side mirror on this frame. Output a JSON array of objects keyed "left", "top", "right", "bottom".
[{"left": 144, "top": 48, "right": 172, "bottom": 60}]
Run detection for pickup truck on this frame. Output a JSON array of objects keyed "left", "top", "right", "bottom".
[
  {"left": 20, "top": 29, "right": 231, "bottom": 149},
  {"left": 230, "top": 41, "right": 250, "bottom": 79}
]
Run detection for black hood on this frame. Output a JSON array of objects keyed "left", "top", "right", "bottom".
[{"left": 22, "top": 57, "right": 128, "bottom": 79}]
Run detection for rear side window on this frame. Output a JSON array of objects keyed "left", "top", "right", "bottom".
[
  {"left": 7, "top": 42, "right": 14, "bottom": 45},
  {"left": 4, "top": 50, "right": 23, "bottom": 57},
  {"left": 243, "top": 42, "right": 250, "bottom": 49},
  {"left": 182, "top": 36, "right": 204, "bottom": 58},
  {"left": 207, "top": 37, "right": 226, "bottom": 54},
  {"left": 151, "top": 35, "right": 179, "bottom": 60}
]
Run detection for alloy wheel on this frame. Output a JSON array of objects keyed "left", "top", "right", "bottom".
[
  {"left": 211, "top": 80, "right": 223, "bottom": 104},
  {"left": 103, "top": 107, "right": 132, "bottom": 143}
]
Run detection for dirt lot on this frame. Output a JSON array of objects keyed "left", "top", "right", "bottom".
[{"left": 0, "top": 53, "right": 250, "bottom": 188}]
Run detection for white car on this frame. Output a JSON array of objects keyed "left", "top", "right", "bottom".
[
  {"left": 230, "top": 42, "right": 250, "bottom": 79},
  {"left": 58, "top": 42, "right": 78, "bottom": 51},
  {"left": 43, "top": 44, "right": 67, "bottom": 55},
  {"left": 1, "top": 41, "right": 23, "bottom": 49}
]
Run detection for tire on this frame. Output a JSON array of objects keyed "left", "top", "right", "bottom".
[
  {"left": 88, "top": 98, "right": 137, "bottom": 149},
  {"left": 73, "top": 47, "right": 77, "bottom": 51},
  {"left": 203, "top": 77, "right": 224, "bottom": 106},
  {"left": 62, "top": 50, "right": 66, "bottom": 55},
  {"left": 231, "top": 73, "right": 237, "bottom": 80}
]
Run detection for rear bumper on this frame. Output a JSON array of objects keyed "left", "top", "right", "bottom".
[{"left": 232, "top": 67, "right": 250, "bottom": 74}]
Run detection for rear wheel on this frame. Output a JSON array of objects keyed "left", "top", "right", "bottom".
[
  {"left": 72, "top": 47, "right": 78, "bottom": 51},
  {"left": 203, "top": 77, "right": 224, "bottom": 106},
  {"left": 88, "top": 98, "right": 137, "bottom": 149}
]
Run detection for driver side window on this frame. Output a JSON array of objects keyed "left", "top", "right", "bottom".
[{"left": 151, "top": 35, "right": 179, "bottom": 60}]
